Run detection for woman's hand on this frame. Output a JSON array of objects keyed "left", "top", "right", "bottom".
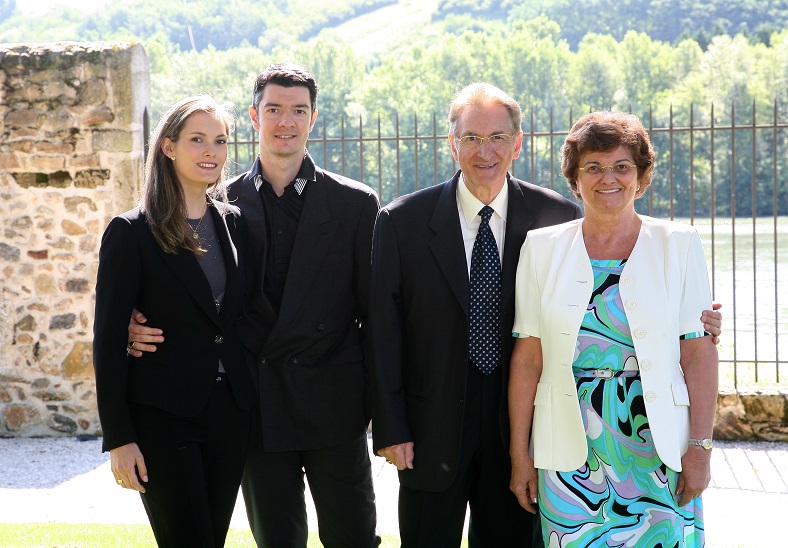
[
  {"left": 110, "top": 442, "right": 149, "bottom": 493},
  {"left": 510, "top": 454, "right": 539, "bottom": 514},
  {"left": 676, "top": 445, "right": 711, "bottom": 506}
]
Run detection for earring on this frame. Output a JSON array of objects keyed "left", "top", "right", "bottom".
[{"left": 170, "top": 156, "right": 176, "bottom": 161}]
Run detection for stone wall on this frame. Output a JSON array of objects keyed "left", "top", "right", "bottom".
[{"left": 0, "top": 42, "right": 149, "bottom": 436}]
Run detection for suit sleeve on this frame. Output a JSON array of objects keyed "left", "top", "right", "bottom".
[
  {"left": 93, "top": 217, "right": 142, "bottom": 452},
  {"left": 369, "top": 208, "right": 412, "bottom": 452},
  {"left": 355, "top": 190, "right": 381, "bottom": 422}
]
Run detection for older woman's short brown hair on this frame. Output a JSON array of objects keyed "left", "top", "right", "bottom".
[{"left": 561, "top": 111, "right": 655, "bottom": 200}]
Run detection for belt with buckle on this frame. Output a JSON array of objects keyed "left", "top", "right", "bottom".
[{"left": 574, "top": 369, "right": 640, "bottom": 379}]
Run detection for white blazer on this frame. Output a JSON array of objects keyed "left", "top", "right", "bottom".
[{"left": 513, "top": 216, "right": 712, "bottom": 472}]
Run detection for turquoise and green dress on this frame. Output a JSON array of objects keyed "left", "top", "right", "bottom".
[{"left": 537, "top": 259, "right": 705, "bottom": 547}]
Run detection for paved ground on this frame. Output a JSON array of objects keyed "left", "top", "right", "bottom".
[{"left": 1, "top": 436, "right": 786, "bottom": 546}]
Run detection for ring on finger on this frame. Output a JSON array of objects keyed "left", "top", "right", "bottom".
[{"left": 127, "top": 342, "right": 135, "bottom": 349}]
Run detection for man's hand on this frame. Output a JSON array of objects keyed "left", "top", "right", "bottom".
[
  {"left": 510, "top": 454, "right": 539, "bottom": 514},
  {"left": 701, "top": 302, "right": 723, "bottom": 345},
  {"left": 676, "top": 446, "right": 712, "bottom": 507},
  {"left": 127, "top": 308, "right": 164, "bottom": 358},
  {"left": 378, "top": 442, "right": 414, "bottom": 471},
  {"left": 110, "top": 442, "right": 149, "bottom": 493}
]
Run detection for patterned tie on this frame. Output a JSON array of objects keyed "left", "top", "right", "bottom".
[{"left": 469, "top": 205, "right": 502, "bottom": 374}]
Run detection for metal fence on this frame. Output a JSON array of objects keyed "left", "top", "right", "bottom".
[{"left": 227, "top": 103, "right": 788, "bottom": 390}]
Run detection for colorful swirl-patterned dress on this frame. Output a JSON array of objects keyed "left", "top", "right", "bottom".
[{"left": 537, "top": 259, "right": 705, "bottom": 548}]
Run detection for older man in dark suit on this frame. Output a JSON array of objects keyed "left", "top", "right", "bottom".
[
  {"left": 128, "top": 63, "right": 379, "bottom": 548},
  {"left": 369, "top": 83, "right": 581, "bottom": 547}
]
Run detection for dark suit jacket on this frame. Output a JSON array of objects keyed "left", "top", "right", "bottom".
[
  {"left": 226, "top": 156, "right": 380, "bottom": 452},
  {"left": 93, "top": 200, "right": 256, "bottom": 452},
  {"left": 370, "top": 172, "right": 582, "bottom": 491}
]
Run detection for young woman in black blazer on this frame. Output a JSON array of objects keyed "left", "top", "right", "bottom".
[{"left": 93, "top": 95, "right": 255, "bottom": 547}]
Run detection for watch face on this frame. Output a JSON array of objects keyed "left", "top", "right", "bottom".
[{"left": 702, "top": 439, "right": 713, "bottom": 450}]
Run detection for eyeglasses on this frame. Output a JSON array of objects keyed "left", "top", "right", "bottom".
[
  {"left": 456, "top": 133, "right": 517, "bottom": 151},
  {"left": 578, "top": 163, "right": 637, "bottom": 177}
]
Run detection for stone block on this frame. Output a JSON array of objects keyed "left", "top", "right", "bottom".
[
  {"left": 48, "top": 413, "right": 77, "bottom": 434},
  {"left": 14, "top": 314, "right": 35, "bottom": 331},
  {"left": 49, "top": 313, "right": 76, "bottom": 330},
  {"left": 77, "top": 78, "right": 107, "bottom": 105},
  {"left": 42, "top": 109, "right": 77, "bottom": 132},
  {"left": 80, "top": 106, "right": 114, "bottom": 127},
  {"left": 61, "top": 219, "right": 86, "bottom": 236},
  {"left": 0, "top": 153, "right": 21, "bottom": 169},
  {"left": 64, "top": 196, "right": 98, "bottom": 214},
  {"left": 33, "top": 389, "right": 70, "bottom": 402},
  {"left": 68, "top": 154, "right": 101, "bottom": 169},
  {"left": 51, "top": 237, "right": 75, "bottom": 250},
  {"left": 5, "top": 108, "right": 42, "bottom": 128},
  {"left": 2, "top": 404, "right": 42, "bottom": 431},
  {"left": 11, "top": 215, "right": 32, "bottom": 229},
  {"left": 92, "top": 129, "right": 132, "bottom": 152},
  {"left": 0, "top": 242, "right": 20, "bottom": 261},
  {"left": 36, "top": 141, "right": 75, "bottom": 155},
  {"left": 740, "top": 390, "right": 786, "bottom": 423},
  {"left": 73, "top": 169, "right": 111, "bottom": 189},
  {"left": 63, "top": 279, "right": 90, "bottom": 293},
  {"left": 34, "top": 274, "right": 56, "bottom": 294},
  {"left": 27, "top": 250, "right": 48, "bottom": 259},
  {"left": 31, "top": 378, "right": 50, "bottom": 389}
]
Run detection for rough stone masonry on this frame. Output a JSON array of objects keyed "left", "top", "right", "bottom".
[{"left": 0, "top": 42, "right": 148, "bottom": 436}]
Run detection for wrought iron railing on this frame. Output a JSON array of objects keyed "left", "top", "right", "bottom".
[{"left": 226, "top": 103, "right": 787, "bottom": 390}]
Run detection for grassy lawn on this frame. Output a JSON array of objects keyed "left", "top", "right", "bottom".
[{"left": 0, "top": 523, "right": 441, "bottom": 547}]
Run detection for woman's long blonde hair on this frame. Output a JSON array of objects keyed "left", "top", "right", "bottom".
[{"left": 142, "top": 95, "right": 235, "bottom": 255}]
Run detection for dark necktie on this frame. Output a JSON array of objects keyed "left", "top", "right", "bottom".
[{"left": 469, "top": 205, "right": 501, "bottom": 375}]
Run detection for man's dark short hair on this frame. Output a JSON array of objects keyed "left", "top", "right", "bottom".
[{"left": 251, "top": 63, "right": 319, "bottom": 112}]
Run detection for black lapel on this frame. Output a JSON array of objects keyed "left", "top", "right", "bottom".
[
  {"left": 209, "top": 200, "right": 242, "bottom": 325},
  {"left": 428, "top": 173, "right": 470, "bottom": 318},
  {"left": 273, "top": 169, "right": 337, "bottom": 326},
  {"left": 501, "top": 176, "right": 536, "bottom": 309},
  {"left": 229, "top": 171, "right": 277, "bottom": 323}
]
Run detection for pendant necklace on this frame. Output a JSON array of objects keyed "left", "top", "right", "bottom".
[{"left": 189, "top": 202, "right": 208, "bottom": 239}]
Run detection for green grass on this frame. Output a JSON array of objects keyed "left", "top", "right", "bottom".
[{"left": 0, "top": 523, "right": 437, "bottom": 547}]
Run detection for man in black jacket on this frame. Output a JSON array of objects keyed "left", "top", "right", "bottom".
[{"left": 129, "top": 63, "right": 379, "bottom": 548}]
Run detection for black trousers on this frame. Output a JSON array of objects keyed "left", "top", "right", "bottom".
[
  {"left": 241, "top": 433, "right": 379, "bottom": 548},
  {"left": 398, "top": 361, "right": 543, "bottom": 547},
  {"left": 131, "top": 375, "right": 250, "bottom": 548}
]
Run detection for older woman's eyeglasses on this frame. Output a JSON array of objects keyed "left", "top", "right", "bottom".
[
  {"left": 456, "top": 133, "right": 516, "bottom": 151},
  {"left": 578, "top": 163, "right": 637, "bottom": 177}
]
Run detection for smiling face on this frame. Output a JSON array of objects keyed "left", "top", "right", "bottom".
[
  {"left": 576, "top": 145, "right": 640, "bottom": 217},
  {"left": 449, "top": 101, "right": 523, "bottom": 203},
  {"left": 161, "top": 110, "right": 228, "bottom": 193},
  {"left": 249, "top": 84, "right": 318, "bottom": 163}
]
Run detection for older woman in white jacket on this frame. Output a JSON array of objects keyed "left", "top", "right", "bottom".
[{"left": 508, "top": 111, "right": 718, "bottom": 548}]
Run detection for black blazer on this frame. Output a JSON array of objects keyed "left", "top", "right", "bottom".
[
  {"left": 369, "top": 172, "right": 582, "bottom": 491},
  {"left": 226, "top": 157, "right": 380, "bottom": 452},
  {"left": 93, "top": 200, "right": 256, "bottom": 452}
]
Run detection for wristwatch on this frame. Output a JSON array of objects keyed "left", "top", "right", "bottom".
[{"left": 688, "top": 438, "right": 714, "bottom": 450}]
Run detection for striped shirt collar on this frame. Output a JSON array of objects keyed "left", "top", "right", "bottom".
[{"left": 252, "top": 150, "right": 317, "bottom": 195}]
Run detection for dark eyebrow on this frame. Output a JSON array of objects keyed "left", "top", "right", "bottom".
[
  {"left": 262, "top": 102, "right": 311, "bottom": 110},
  {"left": 186, "top": 131, "right": 228, "bottom": 139},
  {"left": 460, "top": 131, "right": 510, "bottom": 137}
]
